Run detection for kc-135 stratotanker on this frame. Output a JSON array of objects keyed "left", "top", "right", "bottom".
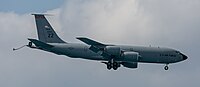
[{"left": 14, "top": 14, "right": 187, "bottom": 70}]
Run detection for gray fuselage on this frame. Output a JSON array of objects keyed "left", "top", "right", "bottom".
[{"left": 46, "top": 43, "right": 184, "bottom": 64}]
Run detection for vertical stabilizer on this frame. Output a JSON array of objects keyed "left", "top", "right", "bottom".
[{"left": 32, "top": 14, "right": 65, "bottom": 43}]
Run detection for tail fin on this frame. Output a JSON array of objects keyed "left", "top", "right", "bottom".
[{"left": 32, "top": 14, "right": 65, "bottom": 43}]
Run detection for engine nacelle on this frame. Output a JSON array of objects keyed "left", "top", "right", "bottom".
[
  {"left": 122, "top": 52, "right": 139, "bottom": 62},
  {"left": 105, "top": 46, "right": 121, "bottom": 57},
  {"left": 122, "top": 62, "right": 138, "bottom": 68}
]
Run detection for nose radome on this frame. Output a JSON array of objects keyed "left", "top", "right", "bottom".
[{"left": 180, "top": 53, "right": 188, "bottom": 60}]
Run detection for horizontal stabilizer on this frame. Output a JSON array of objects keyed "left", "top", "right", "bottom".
[{"left": 28, "top": 38, "right": 53, "bottom": 48}]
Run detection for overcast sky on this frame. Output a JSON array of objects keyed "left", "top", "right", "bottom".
[{"left": 0, "top": 0, "right": 199, "bottom": 87}]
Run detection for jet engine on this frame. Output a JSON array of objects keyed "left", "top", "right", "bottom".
[
  {"left": 122, "top": 52, "right": 139, "bottom": 62},
  {"left": 122, "top": 62, "right": 138, "bottom": 68}
]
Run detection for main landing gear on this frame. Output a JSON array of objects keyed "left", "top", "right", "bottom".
[
  {"left": 106, "top": 60, "right": 120, "bottom": 70},
  {"left": 164, "top": 64, "right": 169, "bottom": 70}
]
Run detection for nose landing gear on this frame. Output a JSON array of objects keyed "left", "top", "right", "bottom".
[{"left": 164, "top": 64, "right": 169, "bottom": 70}]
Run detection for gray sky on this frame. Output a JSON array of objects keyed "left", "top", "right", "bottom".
[{"left": 0, "top": 0, "right": 199, "bottom": 87}]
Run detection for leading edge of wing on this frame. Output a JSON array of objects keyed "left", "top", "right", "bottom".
[{"left": 76, "top": 37, "right": 114, "bottom": 46}]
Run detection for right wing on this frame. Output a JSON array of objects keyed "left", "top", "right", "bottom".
[
  {"left": 76, "top": 37, "right": 107, "bottom": 46},
  {"left": 76, "top": 37, "right": 114, "bottom": 58},
  {"left": 76, "top": 37, "right": 114, "bottom": 52}
]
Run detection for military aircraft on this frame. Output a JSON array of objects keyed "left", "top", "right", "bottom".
[{"left": 14, "top": 14, "right": 187, "bottom": 70}]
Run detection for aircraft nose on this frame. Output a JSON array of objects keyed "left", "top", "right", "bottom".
[{"left": 180, "top": 53, "right": 188, "bottom": 60}]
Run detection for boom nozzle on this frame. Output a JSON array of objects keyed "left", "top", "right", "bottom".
[{"left": 13, "top": 45, "right": 27, "bottom": 51}]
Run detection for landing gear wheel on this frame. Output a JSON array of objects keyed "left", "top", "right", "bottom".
[
  {"left": 105, "top": 61, "right": 120, "bottom": 70},
  {"left": 164, "top": 66, "right": 169, "bottom": 70},
  {"left": 107, "top": 65, "right": 112, "bottom": 70},
  {"left": 107, "top": 62, "right": 112, "bottom": 70},
  {"left": 113, "top": 66, "right": 118, "bottom": 70},
  {"left": 118, "top": 63, "right": 121, "bottom": 67},
  {"left": 113, "top": 62, "right": 118, "bottom": 66},
  {"left": 113, "top": 62, "right": 119, "bottom": 70}
]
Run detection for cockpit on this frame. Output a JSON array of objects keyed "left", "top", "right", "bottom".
[{"left": 175, "top": 51, "right": 187, "bottom": 60}]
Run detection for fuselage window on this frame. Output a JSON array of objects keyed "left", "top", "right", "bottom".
[{"left": 160, "top": 54, "right": 176, "bottom": 57}]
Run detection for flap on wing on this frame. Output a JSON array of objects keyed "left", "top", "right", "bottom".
[
  {"left": 76, "top": 37, "right": 106, "bottom": 46},
  {"left": 28, "top": 38, "right": 53, "bottom": 48}
]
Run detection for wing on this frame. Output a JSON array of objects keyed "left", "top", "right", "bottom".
[
  {"left": 76, "top": 37, "right": 114, "bottom": 51},
  {"left": 76, "top": 37, "right": 107, "bottom": 46},
  {"left": 76, "top": 37, "right": 114, "bottom": 58}
]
